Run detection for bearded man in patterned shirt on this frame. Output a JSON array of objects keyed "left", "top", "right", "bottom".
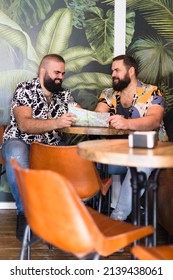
[
  {"left": 2, "top": 54, "right": 78, "bottom": 240},
  {"left": 95, "top": 54, "right": 168, "bottom": 222}
]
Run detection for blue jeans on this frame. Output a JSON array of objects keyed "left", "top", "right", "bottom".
[
  {"left": 2, "top": 139, "right": 30, "bottom": 214},
  {"left": 114, "top": 167, "right": 154, "bottom": 218},
  {"left": 108, "top": 164, "right": 127, "bottom": 175},
  {"left": 2, "top": 139, "right": 67, "bottom": 214},
  {"left": 108, "top": 164, "right": 154, "bottom": 219}
]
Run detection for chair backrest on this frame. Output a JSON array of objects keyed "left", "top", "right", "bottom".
[
  {"left": 10, "top": 158, "right": 101, "bottom": 258},
  {"left": 30, "top": 142, "right": 103, "bottom": 200},
  {"left": 131, "top": 244, "right": 173, "bottom": 260}
]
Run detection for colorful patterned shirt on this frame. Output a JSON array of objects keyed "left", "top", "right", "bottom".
[
  {"left": 3, "top": 77, "right": 73, "bottom": 145},
  {"left": 98, "top": 81, "right": 168, "bottom": 141}
]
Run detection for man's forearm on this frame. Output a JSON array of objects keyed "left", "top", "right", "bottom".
[{"left": 127, "top": 116, "right": 161, "bottom": 131}]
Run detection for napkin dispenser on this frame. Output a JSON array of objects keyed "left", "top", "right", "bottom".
[{"left": 128, "top": 131, "right": 158, "bottom": 148}]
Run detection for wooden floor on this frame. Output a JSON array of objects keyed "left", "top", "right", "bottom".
[{"left": 0, "top": 209, "right": 170, "bottom": 260}]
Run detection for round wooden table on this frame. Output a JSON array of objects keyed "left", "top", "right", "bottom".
[
  {"left": 60, "top": 126, "right": 129, "bottom": 136},
  {"left": 77, "top": 139, "right": 173, "bottom": 246},
  {"left": 77, "top": 139, "right": 173, "bottom": 168}
]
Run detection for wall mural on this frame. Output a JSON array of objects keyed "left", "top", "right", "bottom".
[
  {"left": 0, "top": 0, "right": 114, "bottom": 203},
  {"left": 0, "top": 0, "right": 114, "bottom": 125},
  {"left": 1, "top": 0, "right": 173, "bottom": 203},
  {"left": 125, "top": 0, "right": 173, "bottom": 111}
]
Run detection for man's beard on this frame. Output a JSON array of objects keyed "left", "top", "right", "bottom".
[
  {"left": 113, "top": 73, "right": 131, "bottom": 91},
  {"left": 43, "top": 73, "right": 63, "bottom": 94}
]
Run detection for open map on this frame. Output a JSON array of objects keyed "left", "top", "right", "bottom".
[{"left": 68, "top": 106, "right": 110, "bottom": 127}]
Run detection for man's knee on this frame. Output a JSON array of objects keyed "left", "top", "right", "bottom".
[{"left": 2, "top": 139, "right": 29, "bottom": 161}]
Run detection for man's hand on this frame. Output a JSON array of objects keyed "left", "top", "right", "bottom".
[
  {"left": 56, "top": 112, "right": 77, "bottom": 128},
  {"left": 108, "top": 115, "right": 128, "bottom": 130}
]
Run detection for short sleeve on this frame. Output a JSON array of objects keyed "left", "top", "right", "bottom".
[
  {"left": 12, "top": 83, "right": 33, "bottom": 109},
  {"left": 151, "top": 94, "right": 165, "bottom": 109}
]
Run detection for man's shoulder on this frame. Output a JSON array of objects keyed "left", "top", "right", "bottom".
[
  {"left": 59, "top": 87, "right": 70, "bottom": 93},
  {"left": 102, "top": 87, "right": 114, "bottom": 92},
  {"left": 100, "top": 88, "right": 114, "bottom": 96},
  {"left": 137, "top": 80, "right": 162, "bottom": 95},
  {"left": 16, "top": 77, "right": 39, "bottom": 88}
]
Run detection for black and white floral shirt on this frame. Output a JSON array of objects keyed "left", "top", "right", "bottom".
[{"left": 3, "top": 77, "right": 73, "bottom": 146}]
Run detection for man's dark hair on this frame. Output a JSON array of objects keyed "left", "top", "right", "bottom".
[{"left": 113, "top": 55, "right": 138, "bottom": 75}]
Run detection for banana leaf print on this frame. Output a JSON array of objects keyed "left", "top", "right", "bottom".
[
  {"left": 127, "top": 0, "right": 173, "bottom": 41},
  {"left": 0, "top": 2, "right": 114, "bottom": 127},
  {"left": 0, "top": 0, "right": 57, "bottom": 28},
  {"left": 64, "top": 72, "right": 112, "bottom": 91},
  {"left": 61, "top": 47, "right": 97, "bottom": 73},
  {"left": 84, "top": 7, "right": 114, "bottom": 64},
  {"left": 0, "top": 10, "right": 38, "bottom": 64},
  {"left": 126, "top": 0, "right": 173, "bottom": 110},
  {"left": 128, "top": 36, "right": 173, "bottom": 84},
  {"left": 36, "top": 8, "right": 73, "bottom": 56}
]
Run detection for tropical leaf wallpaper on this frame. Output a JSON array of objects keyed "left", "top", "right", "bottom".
[
  {"left": 0, "top": 0, "right": 113, "bottom": 196},
  {"left": 1, "top": 0, "right": 173, "bottom": 199},
  {"left": 126, "top": 0, "right": 173, "bottom": 111},
  {"left": 1, "top": 0, "right": 172, "bottom": 124},
  {"left": 105, "top": 0, "right": 173, "bottom": 110},
  {"left": 0, "top": 0, "right": 114, "bottom": 127}
]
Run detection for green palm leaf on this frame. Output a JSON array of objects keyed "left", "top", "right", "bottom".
[
  {"left": 64, "top": 72, "right": 112, "bottom": 91},
  {"left": 76, "top": 90, "right": 100, "bottom": 110},
  {"left": 61, "top": 46, "right": 96, "bottom": 72},
  {"left": 0, "top": 10, "right": 38, "bottom": 64},
  {"left": 0, "top": 70, "right": 36, "bottom": 89},
  {"left": 127, "top": 0, "right": 173, "bottom": 41},
  {"left": 36, "top": 8, "right": 73, "bottom": 57},
  {"left": 126, "top": 10, "right": 135, "bottom": 48},
  {"left": 84, "top": 7, "right": 114, "bottom": 64},
  {"left": 1, "top": 0, "right": 56, "bottom": 28},
  {"left": 129, "top": 36, "right": 173, "bottom": 84},
  {"left": 159, "top": 81, "right": 173, "bottom": 111},
  {"left": 0, "top": 39, "right": 17, "bottom": 71},
  {"left": 101, "top": 0, "right": 114, "bottom": 5}
]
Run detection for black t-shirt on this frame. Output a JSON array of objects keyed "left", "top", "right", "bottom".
[{"left": 116, "top": 103, "right": 130, "bottom": 119}]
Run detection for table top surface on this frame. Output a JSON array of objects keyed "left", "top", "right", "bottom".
[
  {"left": 60, "top": 126, "right": 129, "bottom": 136},
  {"left": 77, "top": 139, "right": 173, "bottom": 168}
]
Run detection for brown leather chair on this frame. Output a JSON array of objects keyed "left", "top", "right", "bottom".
[
  {"left": 30, "top": 142, "right": 112, "bottom": 213},
  {"left": 131, "top": 244, "right": 173, "bottom": 260},
  {"left": 11, "top": 158, "right": 154, "bottom": 260}
]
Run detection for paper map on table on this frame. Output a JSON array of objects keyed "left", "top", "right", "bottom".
[{"left": 68, "top": 106, "right": 110, "bottom": 127}]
